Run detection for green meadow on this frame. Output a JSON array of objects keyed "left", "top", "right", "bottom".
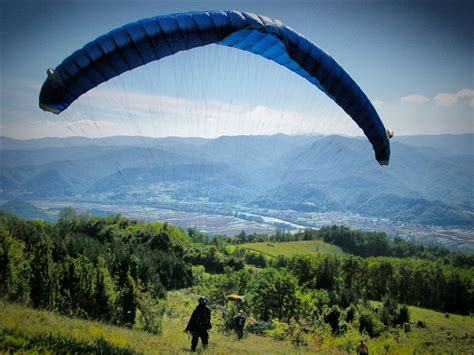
[{"left": 236, "top": 239, "right": 345, "bottom": 258}]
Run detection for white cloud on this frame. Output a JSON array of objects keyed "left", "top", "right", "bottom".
[
  {"left": 372, "top": 100, "right": 384, "bottom": 108},
  {"left": 434, "top": 89, "right": 474, "bottom": 107},
  {"left": 54, "top": 87, "right": 359, "bottom": 138},
  {"left": 8, "top": 78, "right": 472, "bottom": 140},
  {"left": 400, "top": 95, "right": 430, "bottom": 104},
  {"left": 398, "top": 89, "right": 474, "bottom": 108}
]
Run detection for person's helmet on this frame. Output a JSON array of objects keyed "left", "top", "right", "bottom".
[{"left": 198, "top": 296, "right": 207, "bottom": 305}]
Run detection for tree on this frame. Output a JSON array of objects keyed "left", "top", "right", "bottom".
[
  {"left": 30, "top": 228, "right": 57, "bottom": 309},
  {"left": 0, "top": 226, "right": 31, "bottom": 303},
  {"left": 380, "top": 296, "right": 399, "bottom": 326},
  {"left": 250, "top": 268, "right": 300, "bottom": 321},
  {"left": 397, "top": 304, "right": 410, "bottom": 326},
  {"left": 95, "top": 256, "right": 116, "bottom": 320},
  {"left": 118, "top": 272, "right": 138, "bottom": 327}
]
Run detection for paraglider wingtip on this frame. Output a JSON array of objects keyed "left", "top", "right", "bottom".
[
  {"left": 386, "top": 129, "right": 394, "bottom": 139},
  {"left": 39, "top": 102, "right": 62, "bottom": 114}
]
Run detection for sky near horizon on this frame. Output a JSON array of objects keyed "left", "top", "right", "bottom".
[{"left": 1, "top": 0, "right": 473, "bottom": 139}]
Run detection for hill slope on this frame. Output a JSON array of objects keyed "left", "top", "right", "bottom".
[
  {"left": 2, "top": 293, "right": 473, "bottom": 354},
  {"left": 0, "top": 200, "right": 53, "bottom": 221},
  {"left": 0, "top": 298, "right": 302, "bottom": 354}
]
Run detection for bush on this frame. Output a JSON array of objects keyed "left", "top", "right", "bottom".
[
  {"left": 248, "top": 320, "right": 275, "bottom": 335},
  {"left": 416, "top": 320, "right": 426, "bottom": 328},
  {"left": 344, "top": 304, "right": 358, "bottom": 323},
  {"left": 403, "top": 322, "right": 411, "bottom": 332},
  {"left": 334, "top": 327, "right": 361, "bottom": 353},
  {"left": 324, "top": 306, "right": 341, "bottom": 333},
  {"left": 287, "top": 319, "right": 310, "bottom": 347},
  {"left": 265, "top": 319, "right": 289, "bottom": 340},
  {"left": 134, "top": 291, "right": 163, "bottom": 334},
  {"left": 358, "top": 309, "right": 383, "bottom": 337},
  {"left": 397, "top": 305, "right": 410, "bottom": 326},
  {"left": 380, "top": 297, "right": 399, "bottom": 326}
]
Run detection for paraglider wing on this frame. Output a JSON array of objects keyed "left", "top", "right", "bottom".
[
  {"left": 226, "top": 293, "right": 245, "bottom": 304},
  {"left": 39, "top": 10, "right": 390, "bottom": 165}
]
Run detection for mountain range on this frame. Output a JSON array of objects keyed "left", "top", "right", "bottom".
[{"left": 1, "top": 134, "right": 473, "bottom": 226}]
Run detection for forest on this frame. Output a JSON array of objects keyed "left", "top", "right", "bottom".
[{"left": 1, "top": 208, "right": 473, "bottom": 348}]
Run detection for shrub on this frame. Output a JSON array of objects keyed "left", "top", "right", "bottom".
[
  {"left": 380, "top": 296, "right": 399, "bottom": 326},
  {"left": 265, "top": 319, "right": 289, "bottom": 340},
  {"left": 416, "top": 320, "right": 426, "bottom": 328},
  {"left": 358, "top": 308, "right": 383, "bottom": 337},
  {"left": 403, "top": 322, "right": 411, "bottom": 332},
  {"left": 134, "top": 291, "right": 163, "bottom": 334},
  {"left": 288, "top": 319, "right": 310, "bottom": 347},
  {"left": 248, "top": 320, "right": 275, "bottom": 335},
  {"left": 324, "top": 305, "right": 341, "bottom": 333},
  {"left": 397, "top": 305, "right": 410, "bottom": 326}
]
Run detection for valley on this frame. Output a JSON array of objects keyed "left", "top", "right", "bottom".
[{"left": 21, "top": 199, "right": 474, "bottom": 252}]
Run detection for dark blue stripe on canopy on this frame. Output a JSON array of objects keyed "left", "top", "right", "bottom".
[{"left": 39, "top": 10, "right": 390, "bottom": 164}]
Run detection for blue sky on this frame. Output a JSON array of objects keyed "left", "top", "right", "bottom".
[{"left": 1, "top": 0, "right": 473, "bottom": 139}]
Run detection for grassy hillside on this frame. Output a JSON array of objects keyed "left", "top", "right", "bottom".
[
  {"left": 2, "top": 292, "right": 473, "bottom": 354},
  {"left": 236, "top": 239, "right": 345, "bottom": 258},
  {"left": 365, "top": 302, "right": 474, "bottom": 354},
  {"left": 0, "top": 295, "right": 306, "bottom": 354}
]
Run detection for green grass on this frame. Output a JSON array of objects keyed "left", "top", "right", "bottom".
[
  {"left": 2, "top": 294, "right": 473, "bottom": 354},
  {"left": 236, "top": 239, "right": 345, "bottom": 258},
  {"left": 0, "top": 295, "right": 308, "bottom": 354}
]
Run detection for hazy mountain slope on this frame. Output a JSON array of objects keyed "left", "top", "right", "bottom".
[
  {"left": 22, "top": 169, "right": 78, "bottom": 198},
  {"left": 1, "top": 134, "right": 472, "bottom": 226},
  {"left": 268, "top": 136, "right": 473, "bottom": 206},
  {"left": 394, "top": 134, "right": 474, "bottom": 155},
  {"left": 0, "top": 200, "right": 52, "bottom": 220}
]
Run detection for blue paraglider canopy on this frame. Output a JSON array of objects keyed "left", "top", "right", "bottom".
[{"left": 39, "top": 10, "right": 390, "bottom": 165}]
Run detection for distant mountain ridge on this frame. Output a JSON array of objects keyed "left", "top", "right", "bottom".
[
  {"left": 0, "top": 200, "right": 53, "bottom": 221},
  {"left": 2, "top": 133, "right": 472, "bottom": 154},
  {"left": 393, "top": 134, "right": 473, "bottom": 156},
  {"left": 1, "top": 134, "right": 473, "bottom": 226}
]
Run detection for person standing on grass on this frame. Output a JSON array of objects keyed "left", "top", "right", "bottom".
[
  {"left": 185, "top": 296, "right": 212, "bottom": 352},
  {"left": 233, "top": 309, "right": 246, "bottom": 340},
  {"left": 357, "top": 339, "right": 369, "bottom": 355}
]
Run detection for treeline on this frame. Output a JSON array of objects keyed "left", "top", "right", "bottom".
[
  {"left": 229, "top": 226, "right": 474, "bottom": 268},
  {"left": 188, "top": 242, "right": 473, "bottom": 315},
  {"left": 283, "top": 254, "right": 473, "bottom": 314},
  {"left": 190, "top": 250, "right": 472, "bottom": 343},
  {"left": 0, "top": 209, "right": 193, "bottom": 332}
]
